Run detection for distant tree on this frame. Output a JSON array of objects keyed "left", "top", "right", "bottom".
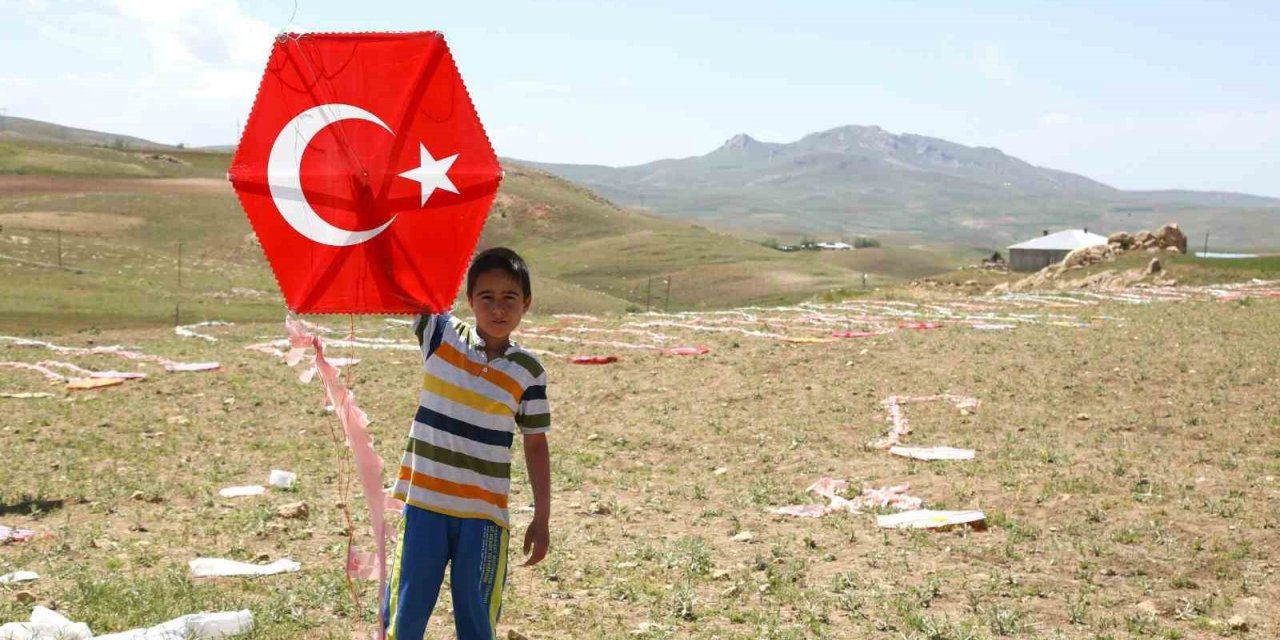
[
  {"left": 176, "top": 142, "right": 186, "bottom": 149},
  {"left": 854, "top": 236, "right": 881, "bottom": 249}
]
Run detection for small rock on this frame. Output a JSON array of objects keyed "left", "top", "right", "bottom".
[
  {"left": 14, "top": 591, "right": 35, "bottom": 604},
  {"left": 712, "top": 569, "right": 731, "bottom": 580},
  {"left": 254, "top": 552, "right": 271, "bottom": 562},
  {"left": 720, "top": 584, "right": 740, "bottom": 598},
  {"left": 730, "top": 531, "right": 755, "bottom": 543},
  {"left": 1227, "top": 615, "right": 1248, "bottom": 631},
  {"left": 131, "top": 490, "right": 146, "bottom": 501},
  {"left": 276, "top": 501, "right": 310, "bottom": 519},
  {"left": 508, "top": 630, "right": 530, "bottom": 640},
  {"left": 713, "top": 467, "right": 729, "bottom": 475},
  {"left": 1076, "top": 413, "right": 1090, "bottom": 421},
  {"left": 588, "top": 502, "right": 612, "bottom": 516},
  {"left": 586, "top": 433, "right": 599, "bottom": 441},
  {"left": 1135, "top": 600, "right": 1160, "bottom": 617},
  {"left": 166, "top": 415, "right": 190, "bottom": 425}
]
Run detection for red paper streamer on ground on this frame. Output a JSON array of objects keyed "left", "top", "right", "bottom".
[
  {"left": 230, "top": 32, "right": 501, "bottom": 314},
  {"left": 569, "top": 355, "right": 619, "bottom": 365}
]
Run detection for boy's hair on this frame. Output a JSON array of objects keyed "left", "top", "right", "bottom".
[{"left": 466, "top": 247, "right": 531, "bottom": 299}]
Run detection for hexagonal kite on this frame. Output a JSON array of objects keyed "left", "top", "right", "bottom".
[{"left": 229, "top": 32, "right": 501, "bottom": 314}]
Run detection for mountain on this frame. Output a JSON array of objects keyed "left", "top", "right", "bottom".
[
  {"left": 0, "top": 115, "right": 178, "bottom": 150},
  {"left": 520, "top": 125, "right": 1280, "bottom": 250}
]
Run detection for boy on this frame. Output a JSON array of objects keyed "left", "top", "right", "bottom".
[{"left": 385, "top": 247, "right": 552, "bottom": 640}]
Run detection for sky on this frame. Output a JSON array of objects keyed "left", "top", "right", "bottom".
[{"left": 2, "top": 0, "right": 1278, "bottom": 197}]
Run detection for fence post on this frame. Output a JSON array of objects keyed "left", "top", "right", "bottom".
[
  {"left": 645, "top": 277, "right": 652, "bottom": 312},
  {"left": 664, "top": 275, "right": 672, "bottom": 312}
]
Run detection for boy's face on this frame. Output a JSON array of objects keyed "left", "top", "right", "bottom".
[{"left": 468, "top": 269, "right": 530, "bottom": 344}]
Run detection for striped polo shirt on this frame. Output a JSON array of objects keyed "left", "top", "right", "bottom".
[{"left": 390, "top": 313, "right": 550, "bottom": 528}]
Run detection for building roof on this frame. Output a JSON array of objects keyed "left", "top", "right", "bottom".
[{"left": 1008, "top": 229, "right": 1109, "bottom": 251}]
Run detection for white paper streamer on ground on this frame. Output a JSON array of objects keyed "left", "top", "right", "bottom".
[
  {"left": 37, "top": 361, "right": 145, "bottom": 380},
  {"left": 0, "top": 608, "right": 253, "bottom": 640},
  {"left": 0, "top": 571, "right": 37, "bottom": 584},
  {"left": 876, "top": 509, "right": 986, "bottom": 529},
  {"left": 0, "top": 606, "right": 92, "bottom": 640},
  {"left": 771, "top": 477, "right": 923, "bottom": 517},
  {"left": 94, "top": 610, "right": 253, "bottom": 640},
  {"left": 217, "top": 486, "right": 265, "bottom": 498},
  {"left": 0, "top": 337, "right": 217, "bottom": 373},
  {"left": 175, "top": 321, "right": 235, "bottom": 343},
  {"left": 889, "top": 446, "right": 976, "bottom": 461},
  {"left": 0, "top": 525, "right": 36, "bottom": 543},
  {"left": 188, "top": 558, "right": 300, "bottom": 578},
  {"left": 870, "top": 394, "right": 980, "bottom": 450},
  {"left": 267, "top": 470, "right": 296, "bottom": 489}
]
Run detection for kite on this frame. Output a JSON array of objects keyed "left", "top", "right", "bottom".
[
  {"left": 229, "top": 31, "right": 501, "bottom": 640},
  {"left": 230, "top": 31, "right": 500, "bottom": 315}
]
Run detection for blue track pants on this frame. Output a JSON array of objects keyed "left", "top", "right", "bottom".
[{"left": 383, "top": 506, "right": 509, "bottom": 640}]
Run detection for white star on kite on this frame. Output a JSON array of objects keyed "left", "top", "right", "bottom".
[{"left": 398, "top": 144, "right": 459, "bottom": 206}]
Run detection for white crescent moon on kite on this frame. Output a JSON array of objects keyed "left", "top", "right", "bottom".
[{"left": 267, "top": 103, "right": 461, "bottom": 247}]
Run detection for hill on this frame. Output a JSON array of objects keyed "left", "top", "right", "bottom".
[
  {"left": 0, "top": 124, "right": 973, "bottom": 332},
  {"left": 521, "top": 125, "right": 1280, "bottom": 251},
  {"left": 0, "top": 115, "right": 178, "bottom": 150}
]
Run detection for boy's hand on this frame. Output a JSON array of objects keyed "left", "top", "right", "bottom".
[{"left": 522, "top": 517, "right": 549, "bottom": 566}]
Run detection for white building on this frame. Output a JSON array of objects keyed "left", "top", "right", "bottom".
[{"left": 1008, "top": 229, "right": 1109, "bottom": 272}]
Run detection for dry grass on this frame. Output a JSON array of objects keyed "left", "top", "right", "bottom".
[{"left": 2, "top": 293, "right": 1277, "bottom": 639}]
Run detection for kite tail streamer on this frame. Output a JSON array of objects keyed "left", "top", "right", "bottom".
[{"left": 286, "top": 317, "right": 390, "bottom": 640}]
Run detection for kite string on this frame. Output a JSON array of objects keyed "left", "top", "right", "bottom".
[{"left": 341, "top": 313, "right": 363, "bottom": 630}]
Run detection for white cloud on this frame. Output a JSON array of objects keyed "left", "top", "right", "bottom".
[
  {"left": 0, "top": 75, "right": 34, "bottom": 88},
  {"left": 108, "top": 0, "right": 276, "bottom": 68},
  {"left": 974, "top": 42, "right": 1014, "bottom": 84},
  {"left": 1039, "top": 112, "right": 1074, "bottom": 126}
]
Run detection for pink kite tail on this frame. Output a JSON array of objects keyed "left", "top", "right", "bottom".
[{"left": 285, "top": 317, "right": 390, "bottom": 640}]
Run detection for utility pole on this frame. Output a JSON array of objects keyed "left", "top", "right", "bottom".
[
  {"left": 1202, "top": 231, "right": 1209, "bottom": 258},
  {"left": 645, "top": 277, "right": 652, "bottom": 312}
]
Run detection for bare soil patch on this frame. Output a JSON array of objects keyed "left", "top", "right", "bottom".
[
  {"left": 0, "top": 211, "right": 145, "bottom": 233},
  {"left": 0, "top": 175, "right": 229, "bottom": 196}
]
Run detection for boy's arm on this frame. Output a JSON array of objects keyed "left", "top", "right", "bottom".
[{"left": 521, "top": 432, "right": 551, "bottom": 566}]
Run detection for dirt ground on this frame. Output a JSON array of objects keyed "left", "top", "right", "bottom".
[
  {"left": 0, "top": 175, "right": 230, "bottom": 196},
  {"left": 1, "top": 291, "right": 1277, "bottom": 639}
]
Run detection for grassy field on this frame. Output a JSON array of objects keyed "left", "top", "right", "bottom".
[
  {"left": 3, "top": 133, "right": 1278, "bottom": 639},
  {"left": 1, "top": 292, "right": 1278, "bottom": 639},
  {"left": 0, "top": 140, "right": 979, "bottom": 333}
]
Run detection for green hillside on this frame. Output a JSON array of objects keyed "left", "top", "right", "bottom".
[{"left": 0, "top": 132, "right": 968, "bottom": 332}]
